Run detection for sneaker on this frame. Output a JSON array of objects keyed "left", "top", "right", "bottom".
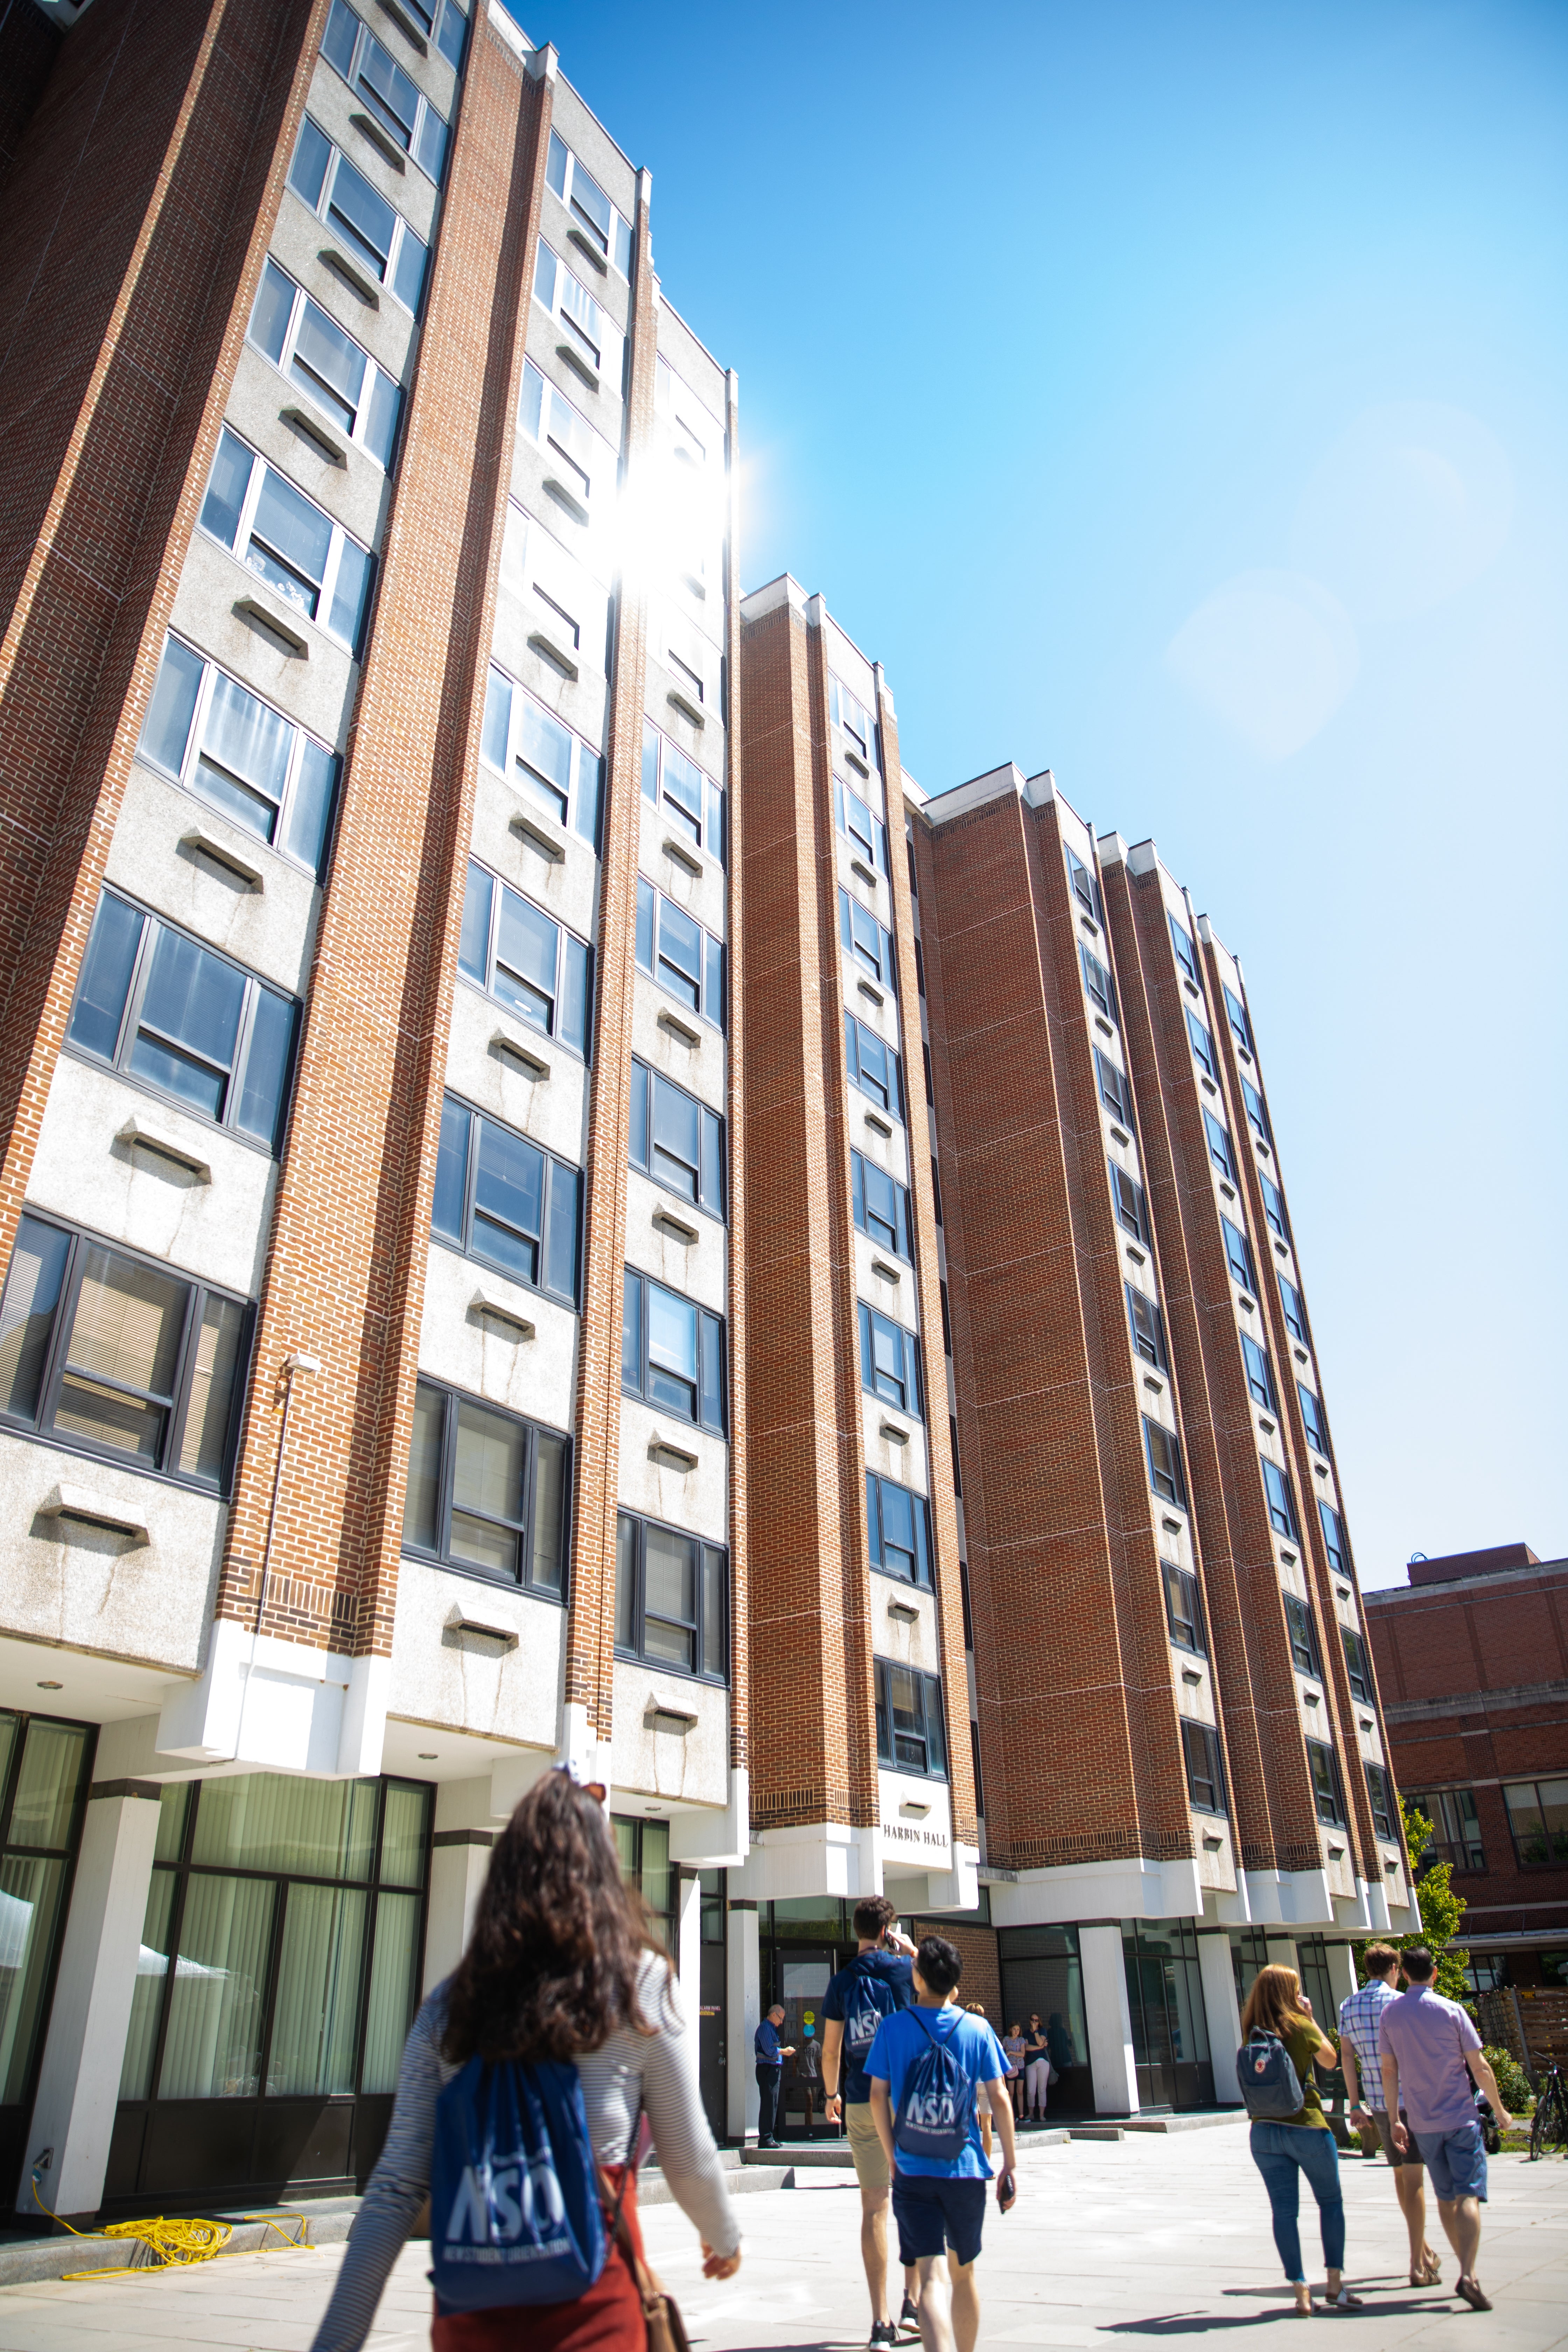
[
  {"left": 899, "top": 2294, "right": 921, "bottom": 2334},
  {"left": 868, "top": 2326, "right": 898, "bottom": 2349}
]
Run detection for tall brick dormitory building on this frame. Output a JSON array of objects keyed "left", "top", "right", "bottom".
[{"left": 0, "top": 0, "right": 1415, "bottom": 2222}]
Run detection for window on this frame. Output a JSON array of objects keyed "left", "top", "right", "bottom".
[
  {"left": 1162, "top": 1559, "right": 1206, "bottom": 1655},
  {"left": 1125, "top": 1283, "right": 1166, "bottom": 1369},
  {"left": 845, "top": 1014, "right": 902, "bottom": 1121},
  {"left": 321, "top": 0, "right": 449, "bottom": 181},
  {"left": 1261, "top": 1456, "right": 1299, "bottom": 1540},
  {"left": 922, "top": 1042, "right": 935, "bottom": 1105},
  {"left": 1169, "top": 914, "right": 1197, "bottom": 981},
  {"left": 643, "top": 722, "right": 723, "bottom": 861},
  {"left": 1143, "top": 1416, "right": 1186, "bottom": 1508},
  {"left": 1503, "top": 1779, "right": 1568, "bottom": 1869},
  {"left": 939, "top": 1279, "right": 952, "bottom": 1356},
  {"left": 1409, "top": 1787, "right": 1486, "bottom": 1872},
  {"left": 1280, "top": 1275, "right": 1309, "bottom": 1345},
  {"left": 1203, "top": 1108, "right": 1238, "bottom": 1182},
  {"left": 1261, "top": 1174, "right": 1289, "bottom": 1243},
  {"left": 874, "top": 1659, "right": 947, "bottom": 1779},
  {"left": 629, "top": 1060, "right": 723, "bottom": 1219},
  {"left": 830, "top": 676, "right": 875, "bottom": 770},
  {"left": 68, "top": 892, "right": 299, "bottom": 1153},
  {"left": 1095, "top": 1049, "right": 1134, "bottom": 1128},
  {"left": 839, "top": 889, "right": 897, "bottom": 991},
  {"left": 614, "top": 1510, "right": 726, "bottom": 1680},
  {"left": 635, "top": 879, "right": 723, "bottom": 1029},
  {"left": 958, "top": 1559, "right": 974, "bottom": 1647},
  {"left": 459, "top": 862, "right": 593, "bottom": 1057},
  {"left": 1065, "top": 845, "right": 1100, "bottom": 921},
  {"left": 948, "top": 1414, "right": 962, "bottom": 1497},
  {"left": 1341, "top": 1625, "right": 1373, "bottom": 1704},
  {"left": 858, "top": 1302, "right": 923, "bottom": 1421},
  {"left": 1221, "top": 1216, "right": 1256, "bottom": 1293},
  {"left": 0, "top": 1710, "right": 92, "bottom": 2118},
  {"left": 484, "top": 667, "right": 602, "bottom": 846},
  {"left": 518, "top": 358, "right": 617, "bottom": 525},
  {"left": 1240, "top": 1332, "right": 1276, "bottom": 1412},
  {"left": 969, "top": 1721, "right": 984, "bottom": 1817},
  {"left": 0, "top": 1214, "right": 251, "bottom": 1491},
  {"left": 1311, "top": 1508, "right": 1348, "bottom": 1587},
  {"left": 611, "top": 1815, "right": 673, "bottom": 1946},
  {"left": 1306, "top": 1738, "right": 1345, "bottom": 1827},
  {"left": 866, "top": 1471, "right": 932, "bottom": 1588},
  {"left": 545, "top": 130, "right": 633, "bottom": 275},
  {"left": 1223, "top": 985, "right": 1252, "bottom": 1052},
  {"left": 137, "top": 638, "right": 340, "bottom": 876},
  {"left": 654, "top": 356, "right": 720, "bottom": 473},
  {"left": 1181, "top": 1719, "right": 1226, "bottom": 1816},
  {"left": 851, "top": 1151, "right": 910, "bottom": 1259},
  {"left": 432, "top": 1096, "right": 580, "bottom": 1304},
  {"left": 533, "top": 241, "right": 621, "bottom": 384},
  {"left": 287, "top": 117, "right": 429, "bottom": 314},
  {"left": 199, "top": 428, "right": 375, "bottom": 653},
  {"left": 248, "top": 259, "right": 402, "bottom": 465},
  {"left": 1283, "top": 1593, "right": 1321, "bottom": 1678},
  {"left": 1185, "top": 1010, "right": 1217, "bottom": 1079},
  {"left": 835, "top": 779, "right": 887, "bottom": 875},
  {"left": 1082, "top": 946, "right": 1116, "bottom": 1021},
  {"left": 1110, "top": 1161, "right": 1150, "bottom": 1244},
  {"left": 930, "top": 1155, "right": 942, "bottom": 1224},
  {"left": 401, "top": 1377, "right": 567, "bottom": 1590},
  {"left": 1297, "top": 1382, "right": 1329, "bottom": 1455},
  {"left": 1365, "top": 1762, "right": 1396, "bottom": 1842},
  {"left": 1241, "top": 1076, "right": 1270, "bottom": 1142},
  {"left": 622, "top": 1270, "right": 724, "bottom": 1434}
]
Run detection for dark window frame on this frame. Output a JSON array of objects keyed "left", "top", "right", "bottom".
[
  {"left": 1318, "top": 1499, "right": 1348, "bottom": 1576},
  {"left": 1341, "top": 1624, "right": 1373, "bottom": 1705},
  {"left": 401, "top": 1374, "right": 570, "bottom": 1597},
  {"left": 1186, "top": 1008, "right": 1217, "bottom": 1079},
  {"left": 1298, "top": 1381, "right": 1329, "bottom": 1457},
  {"left": 1143, "top": 1416, "right": 1187, "bottom": 1508},
  {"left": 1081, "top": 944, "right": 1117, "bottom": 1021},
  {"left": 1261, "top": 1455, "right": 1300, "bottom": 1541},
  {"left": 858, "top": 1301, "right": 924, "bottom": 1422},
  {"left": 629, "top": 1058, "right": 725, "bottom": 1223},
  {"left": 1169, "top": 914, "right": 1198, "bottom": 981},
  {"left": 873, "top": 1657, "right": 948, "bottom": 1780},
  {"left": 1281, "top": 1274, "right": 1310, "bottom": 1345},
  {"left": 635, "top": 876, "right": 724, "bottom": 1032},
  {"left": 1110, "top": 1160, "right": 1151, "bottom": 1244},
  {"left": 1224, "top": 984, "right": 1253, "bottom": 1052},
  {"left": 834, "top": 778, "right": 888, "bottom": 876},
  {"left": 865, "top": 1469, "right": 933, "bottom": 1590},
  {"left": 614, "top": 1507, "right": 728, "bottom": 1685},
  {"left": 1126, "top": 1282, "right": 1167, "bottom": 1369},
  {"left": 1241, "top": 1074, "right": 1271, "bottom": 1142},
  {"left": 1203, "top": 1108, "right": 1238, "bottom": 1182},
  {"left": 1364, "top": 1760, "right": 1396, "bottom": 1841},
  {"left": 1222, "top": 1216, "right": 1257, "bottom": 1294},
  {"left": 622, "top": 1268, "right": 726, "bottom": 1435},
  {"left": 1261, "top": 1174, "right": 1290, "bottom": 1242},
  {"left": 459, "top": 858, "right": 594, "bottom": 1060},
  {"left": 1240, "top": 1330, "right": 1276, "bottom": 1412},
  {"left": 1283, "top": 1592, "right": 1322, "bottom": 1679},
  {"left": 839, "top": 887, "right": 897, "bottom": 992},
  {"left": 137, "top": 634, "right": 341, "bottom": 880},
  {"left": 1181, "top": 1718, "right": 1227, "bottom": 1816},
  {"left": 845, "top": 1012, "right": 903, "bottom": 1122},
  {"left": 1065, "top": 844, "right": 1100, "bottom": 922},
  {"left": 1306, "top": 1737, "right": 1346, "bottom": 1827},
  {"left": 432, "top": 1092, "right": 581, "bottom": 1306},
  {"left": 0, "top": 1213, "right": 254, "bottom": 1496},
  {"left": 1094, "top": 1047, "right": 1134, "bottom": 1128},
  {"left": 850, "top": 1150, "right": 911, "bottom": 1260},
  {"left": 1162, "top": 1559, "right": 1206, "bottom": 1655}
]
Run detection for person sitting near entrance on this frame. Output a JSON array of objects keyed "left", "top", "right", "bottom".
[{"left": 306, "top": 1763, "right": 741, "bottom": 2352}]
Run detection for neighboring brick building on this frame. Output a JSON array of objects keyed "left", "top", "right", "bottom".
[
  {"left": 0, "top": 0, "right": 1411, "bottom": 2223},
  {"left": 1367, "top": 1545, "right": 1568, "bottom": 1991}
]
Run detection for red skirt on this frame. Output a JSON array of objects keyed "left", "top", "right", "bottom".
[{"left": 431, "top": 2166, "right": 647, "bottom": 2352}]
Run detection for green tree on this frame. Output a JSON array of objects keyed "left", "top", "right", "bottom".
[{"left": 1352, "top": 1799, "right": 1470, "bottom": 2003}]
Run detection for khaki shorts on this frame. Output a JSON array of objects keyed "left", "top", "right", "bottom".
[{"left": 847, "top": 2098, "right": 890, "bottom": 2193}]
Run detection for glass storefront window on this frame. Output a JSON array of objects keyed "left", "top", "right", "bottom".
[
  {"left": 1121, "top": 1919, "right": 1214, "bottom": 2109},
  {"left": 997, "top": 1924, "right": 1089, "bottom": 2099},
  {"left": 362, "top": 1891, "right": 423, "bottom": 2093},
  {"left": 158, "top": 1873, "right": 276, "bottom": 2098},
  {"left": 0, "top": 1712, "right": 92, "bottom": 2112},
  {"left": 612, "top": 1816, "right": 674, "bottom": 1946}
]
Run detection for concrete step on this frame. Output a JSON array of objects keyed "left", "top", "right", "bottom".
[
  {"left": 644, "top": 2163, "right": 794, "bottom": 2202},
  {"left": 742, "top": 2142, "right": 853, "bottom": 2167},
  {"left": 1068, "top": 2126, "right": 1127, "bottom": 2142},
  {"left": 1120, "top": 2110, "right": 1249, "bottom": 2134}
]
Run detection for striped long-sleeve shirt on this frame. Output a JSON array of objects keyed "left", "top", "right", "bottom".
[{"left": 309, "top": 1952, "right": 740, "bottom": 2352}]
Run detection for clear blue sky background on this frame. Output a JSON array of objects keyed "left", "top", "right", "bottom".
[{"left": 509, "top": 0, "right": 1568, "bottom": 1589}]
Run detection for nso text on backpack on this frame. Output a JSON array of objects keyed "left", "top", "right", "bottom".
[
  {"left": 843, "top": 1956, "right": 908, "bottom": 2073},
  {"left": 893, "top": 2008, "right": 975, "bottom": 2162},
  {"left": 431, "top": 2054, "right": 607, "bottom": 2311},
  {"left": 1236, "top": 2030, "right": 1305, "bottom": 2119}
]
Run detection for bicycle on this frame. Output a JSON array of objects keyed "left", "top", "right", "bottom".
[{"left": 1528, "top": 2063, "right": 1568, "bottom": 2161}]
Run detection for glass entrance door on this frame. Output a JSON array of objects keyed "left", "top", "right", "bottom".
[{"left": 1122, "top": 1918, "right": 1214, "bottom": 2109}]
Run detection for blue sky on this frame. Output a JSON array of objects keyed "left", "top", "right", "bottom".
[{"left": 510, "top": 0, "right": 1568, "bottom": 1587}]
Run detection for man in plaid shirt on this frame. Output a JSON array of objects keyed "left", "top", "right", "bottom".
[{"left": 1338, "top": 1944, "right": 1439, "bottom": 2287}]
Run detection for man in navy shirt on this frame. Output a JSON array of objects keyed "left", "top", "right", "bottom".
[
  {"left": 754, "top": 2002, "right": 793, "bottom": 2148},
  {"left": 823, "top": 1896, "right": 921, "bottom": 2345},
  {"left": 868, "top": 1934, "right": 1016, "bottom": 2352}
]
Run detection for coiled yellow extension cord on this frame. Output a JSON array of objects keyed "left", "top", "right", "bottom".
[{"left": 33, "top": 2174, "right": 316, "bottom": 2280}]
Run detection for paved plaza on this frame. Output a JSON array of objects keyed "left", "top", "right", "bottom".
[{"left": 0, "top": 2130, "right": 1562, "bottom": 2352}]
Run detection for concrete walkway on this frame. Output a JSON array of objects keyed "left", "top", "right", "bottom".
[{"left": 0, "top": 2132, "right": 1562, "bottom": 2351}]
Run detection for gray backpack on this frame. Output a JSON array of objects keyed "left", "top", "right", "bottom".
[{"left": 1237, "top": 2030, "right": 1304, "bottom": 2118}]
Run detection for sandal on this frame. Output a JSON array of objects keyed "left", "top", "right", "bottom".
[
  {"left": 1326, "top": 2287, "right": 1363, "bottom": 2311},
  {"left": 1456, "top": 2277, "right": 1492, "bottom": 2312}
]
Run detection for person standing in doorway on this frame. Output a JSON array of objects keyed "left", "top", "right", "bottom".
[
  {"left": 868, "top": 1934, "right": 1017, "bottom": 2352},
  {"left": 1001, "top": 2022, "right": 1028, "bottom": 2120},
  {"left": 1022, "top": 2014, "right": 1051, "bottom": 2122},
  {"left": 1381, "top": 1947, "right": 1513, "bottom": 2312},
  {"left": 754, "top": 2003, "right": 794, "bottom": 2150},
  {"left": 1240, "top": 1964, "right": 1360, "bottom": 2317},
  {"left": 823, "top": 1896, "right": 921, "bottom": 2347},
  {"left": 796, "top": 2021, "right": 824, "bottom": 2137},
  {"left": 1338, "top": 1943, "right": 1439, "bottom": 2287}
]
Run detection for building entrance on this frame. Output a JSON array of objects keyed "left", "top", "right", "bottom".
[
  {"left": 0, "top": 1710, "right": 94, "bottom": 2208},
  {"left": 106, "top": 1772, "right": 430, "bottom": 2214},
  {"left": 1122, "top": 1918, "right": 1214, "bottom": 2109},
  {"left": 761, "top": 1897, "right": 859, "bottom": 2139}
]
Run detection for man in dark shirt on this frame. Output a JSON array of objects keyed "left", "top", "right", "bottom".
[
  {"left": 754, "top": 2002, "right": 793, "bottom": 2148},
  {"left": 823, "top": 1895, "right": 920, "bottom": 2346}
]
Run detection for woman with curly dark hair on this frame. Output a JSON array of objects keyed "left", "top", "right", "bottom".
[{"left": 310, "top": 1765, "right": 741, "bottom": 2351}]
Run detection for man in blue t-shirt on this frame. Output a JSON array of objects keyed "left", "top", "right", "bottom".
[
  {"left": 823, "top": 1896, "right": 920, "bottom": 2345},
  {"left": 754, "top": 2003, "right": 794, "bottom": 2148},
  {"left": 868, "top": 1934, "right": 1016, "bottom": 2352}
]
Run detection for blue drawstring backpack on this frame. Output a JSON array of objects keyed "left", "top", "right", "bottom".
[
  {"left": 430, "top": 2054, "right": 609, "bottom": 2311},
  {"left": 843, "top": 1953, "right": 908, "bottom": 2073},
  {"left": 893, "top": 2007, "right": 975, "bottom": 2163}
]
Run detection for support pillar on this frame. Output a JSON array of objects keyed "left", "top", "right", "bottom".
[
  {"left": 1266, "top": 1934, "right": 1299, "bottom": 1978},
  {"left": 1080, "top": 1922, "right": 1139, "bottom": 2115},
  {"left": 726, "top": 1900, "right": 760, "bottom": 2142},
  {"left": 1197, "top": 1929, "right": 1243, "bottom": 2104},
  {"left": 20, "top": 1783, "right": 160, "bottom": 2221},
  {"left": 424, "top": 1827, "right": 496, "bottom": 1993},
  {"left": 1324, "top": 1941, "right": 1358, "bottom": 2016}
]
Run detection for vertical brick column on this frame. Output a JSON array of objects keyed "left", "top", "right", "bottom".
[
  {"left": 561, "top": 170, "right": 660, "bottom": 1749},
  {"left": 877, "top": 701, "right": 974, "bottom": 1853},
  {"left": 212, "top": 19, "right": 554, "bottom": 1669},
  {"left": 721, "top": 370, "right": 749, "bottom": 1784},
  {"left": 0, "top": 0, "right": 318, "bottom": 1285}
]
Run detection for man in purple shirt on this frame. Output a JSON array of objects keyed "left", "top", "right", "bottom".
[{"left": 1380, "top": 1947, "right": 1513, "bottom": 2311}]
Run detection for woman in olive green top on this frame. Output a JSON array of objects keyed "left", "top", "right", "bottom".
[{"left": 1242, "top": 1966, "right": 1362, "bottom": 2316}]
